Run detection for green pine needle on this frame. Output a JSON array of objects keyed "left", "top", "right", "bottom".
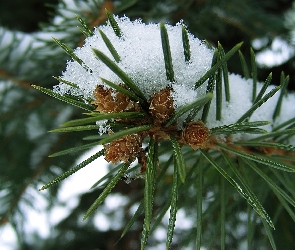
[
  {"left": 273, "top": 72, "right": 289, "bottom": 120},
  {"left": 251, "top": 128, "right": 295, "bottom": 141},
  {"left": 83, "top": 135, "right": 106, "bottom": 141},
  {"left": 250, "top": 48, "right": 258, "bottom": 102},
  {"left": 98, "top": 29, "right": 120, "bottom": 62},
  {"left": 245, "top": 159, "right": 295, "bottom": 211},
  {"left": 160, "top": 23, "right": 175, "bottom": 82},
  {"left": 39, "top": 149, "right": 105, "bottom": 191},
  {"left": 53, "top": 38, "right": 88, "bottom": 70},
  {"left": 98, "top": 125, "right": 152, "bottom": 145},
  {"left": 271, "top": 186, "right": 295, "bottom": 223},
  {"left": 76, "top": 16, "right": 94, "bottom": 37},
  {"left": 273, "top": 117, "right": 295, "bottom": 131},
  {"left": 166, "top": 92, "right": 213, "bottom": 126},
  {"left": 100, "top": 77, "right": 144, "bottom": 104},
  {"left": 31, "top": 85, "right": 94, "bottom": 111},
  {"left": 195, "top": 42, "right": 243, "bottom": 89},
  {"left": 141, "top": 138, "right": 157, "bottom": 249},
  {"left": 150, "top": 154, "right": 194, "bottom": 241},
  {"left": 90, "top": 164, "right": 122, "bottom": 189},
  {"left": 218, "top": 42, "right": 230, "bottom": 102},
  {"left": 201, "top": 50, "right": 218, "bottom": 122},
  {"left": 50, "top": 125, "right": 98, "bottom": 132},
  {"left": 247, "top": 205, "right": 257, "bottom": 248},
  {"left": 216, "top": 57, "right": 223, "bottom": 120},
  {"left": 105, "top": 9, "right": 123, "bottom": 37},
  {"left": 200, "top": 149, "right": 275, "bottom": 228},
  {"left": 53, "top": 76, "right": 79, "bottom": 88},
  {"left": 151, "top": 202, "right": 171, "bottom": 235},
  {"left": 211, "top": 121, "right": 269, "bottom": 136},
  {"left": 217, "top": 143, "right": 295, "bottom": 172},
  {"left": 49, "top": 141, "right": 101, "bottom": 157},
  {"left": 144, "top": 138, "right": 157, "bottom": 229},
  {"left": 237, "top": 85, "right": 280, "bottom": 123},
  {"left": 253, "top": 73, "right": 272, "bottom": 104},
  {"left": 238, "top": 50, "right": 250, "bottom": 79},
  {"left": 182, "top": 25, "right": 191, "bottom": 62},
  {"left": 121, "top": 201, "right": 144, "bottom": 239},
  {"left": 166, "top": 157, "right": 179, "bottom": 249},
  {"left": 204, "top": 40, "right": 213, "bottom": 49},
  {"left": 196, "top": 161, "right": 203, "bottom": 250},
  {"left": 222, "top": 152, "right": 274, "bottom": 228},
  {"left": 83, "top": 163, "right": 130, "bottom": 220},
  {"left": 233, "top": 141, "right": 295, "bottom": 151},
  {"left": 220, "top": 177, "right": 225, "bottom": 250},
  {"left": 122, "top": 156, "right": 172, "bottom": 239},
  {"left": 170, "top": 135, "right": 186, "bottom": 183},
  {"left": 261, "top": 219, "right": 277, "bottom": 250},
  {"left": 214, "top": 127, "right": 268, "bottom": 136},
  {"left": 61, "top": 112, "right": 145, "bottom": 127}
]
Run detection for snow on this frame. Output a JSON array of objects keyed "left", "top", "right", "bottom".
[
  {"left": 54, "top": 16, "right": 213, "bottom": 100},
  {"left": 53, "top": 16, "right": 295, "bottom": 145}
]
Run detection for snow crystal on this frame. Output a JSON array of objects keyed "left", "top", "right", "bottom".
[{"left": 96, "top": 120, "right": 111, "bottom": 136}]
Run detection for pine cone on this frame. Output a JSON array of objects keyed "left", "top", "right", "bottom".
[
  {"left": 104, "top": 133, "right": 143, "bottom": 164},
  {"left": 92, "top": 85, "right": 140, "bottom": 113},
  {"left": 182, "top": 120, "right": 210, "bottom": 150},
  {"left": 149, "top": 87, "right": 174, "bottom": 125}
]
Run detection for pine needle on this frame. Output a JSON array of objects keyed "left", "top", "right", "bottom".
[{"left": 160, "top": 23, "right": 175, "bottom": 82}]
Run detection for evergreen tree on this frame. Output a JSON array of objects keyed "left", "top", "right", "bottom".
[{"left": 1, "top": 0, "right": 295, "bottom": 249}]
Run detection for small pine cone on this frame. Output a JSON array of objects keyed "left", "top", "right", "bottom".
[
  {"left": 149, "top": 87, "right": 174, "bottom": 125},
  {"left": 104, "top": 133, "right": 143, "bottom": 164},
  {"left": 92, "top": 85, "right": 140, "bottom": 113},
  {"left": 182, "top": 120, "right": 210, "bottom": 150}
]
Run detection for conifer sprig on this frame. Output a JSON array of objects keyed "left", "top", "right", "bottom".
[{"left": 33, "top": 12, "right": 295, "bottom": 249}]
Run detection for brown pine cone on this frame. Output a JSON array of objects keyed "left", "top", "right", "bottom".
[
  {"left": 92, "top": 85, "right": 140, "bottom": 113},
  {"left": 149, "top": 87, "right": 175, "bottom": 125},
  {"left": 182, "top": 120, "right": 210, "bottom": 150},
  {"left": 104, "top": 133, "right": 143, "bottom": 164}
]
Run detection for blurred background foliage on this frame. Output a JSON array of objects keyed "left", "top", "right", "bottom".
[{"left": 0, "top": 0, "right": 295, "bottom": 249}]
